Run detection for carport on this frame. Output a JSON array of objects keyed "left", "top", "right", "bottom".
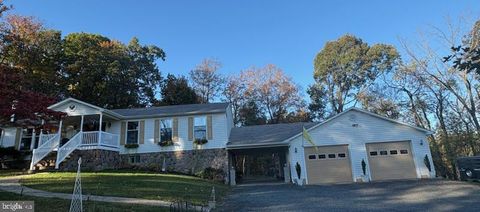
[
  {"left": 227, "top": 122, "right": 317, "bottom": 185},
  {"left": 229, "top": 146, "right": 288, "bottom": 184}
]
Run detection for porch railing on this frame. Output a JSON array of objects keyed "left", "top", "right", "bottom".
[
  {"left": 81, "top": 131, "right": 119, "bottom": 148},
  {"left": 30, "top": 133, "right": 59, "bottom": 170}
]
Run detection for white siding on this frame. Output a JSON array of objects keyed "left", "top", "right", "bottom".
[
  {"left": 113, "top": 113, "right": 229, "bottom": 154},
  {"left": 0, "top": 127, "right": 18, "bottom": 148},
  {"left": 53, "top": 101, "right": 101, "bottom": 116},
  {"left": 288, "top": 110, "right": 435, "bottom": 184}
]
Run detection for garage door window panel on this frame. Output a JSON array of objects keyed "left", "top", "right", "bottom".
[
  {"left": 338, "top": 153, "right": 346, "bottom": 158},
  {"left": 370, "top": 151, "right": 378, "bottom": 156},
  {"left": 328, "top": 154, "right": 336, "bottom": 159},
  {"left": 390, "top": 150, "right": 398, "bottom": 155},
  {"left": 379, "top": 150, "right": 388, "bottom": 155},
  {"left": 400, "top": 150, "right": 408, "bottom": 154},
  {"left": 308, "top": 155, "right": 317, "bottom": 160},
  {"left": 318, "top": 154, "right": 326, "bottom": 159}
]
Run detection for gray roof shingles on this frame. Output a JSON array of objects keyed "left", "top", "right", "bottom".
[
  {"left": 227, "top": 122, "right": 317, "bottom": 147},
  {"left": 110, "top": 103, "right": 229, "bottom": 117}
]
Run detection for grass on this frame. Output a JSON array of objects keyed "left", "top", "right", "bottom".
[
  {"left": 0, "top": 190, "right": 168, "bottom": 212},
  {"left": 20, "top": 170, "right": 229, "bottom": 205},
  {"left": 0, "top": 169, "right": 29, "bottom": 178}
]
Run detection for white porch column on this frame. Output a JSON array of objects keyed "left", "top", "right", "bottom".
[
  {"left": 58, "top": 119, "right": 63, "bottom": 146},
  {"left": 98, "top": 113, "right": 103, "bottom": 145},
  {"left": 30, "top": 129, "right": 36, "bottom": 150},
  {"left": 80, "top": 115, "right": 84, "bottom": 132}
]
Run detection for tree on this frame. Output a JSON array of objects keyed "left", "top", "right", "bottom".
[
  {"left": 0, "top": 65, "right": 63, "bottom": 127},
  {"left": 156, "top": 74, "right": 199, "bottom": 106},
  {"left": 63, "top": 33, "right": 165, "bottom": 109},
  {"left": 0, "top": 15, "right": 64, "bottom": 96},
  {"left": 311, "top": 34, "right": 400, "bottom": 115},
  {"left": 222, "top": 75, "right": 246, "bottom": 125},
  {"left": 241, "top": 64, "right": 305, "bottom": 124},
  {"left": 190, "top": 58, "right": 224, "bottom": 103},
  {"left": 238, "top": 100, "right": 266, "bottom": 126}
]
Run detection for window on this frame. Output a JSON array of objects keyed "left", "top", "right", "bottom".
[
  {"left": 308, "top": 155, "right": 316, "bottom": 160},
  {"left": 400, "top": 149, "right": 408, "bottom": 154},
  {"left": 338, "top": 153, "right": 346, "bottom": 158},
  {"left": 379, "top": 150, "right": 388, "bottom": 155},
  {"left": 129, "top": 155, "right": 140, "bottom": 164},
  {"left": 160, "top": 119, "right": 173, "bottom": 142},
  {"left": 390, "top": 150, "right": 398, "bottom": 155},
  {"left": 328, "top": 154, "right": 336, "bottom": 159},
  {"left": 0, "top": 128, "right": 3, "bottom": 146},
  {"left": 370, "top": 151, "right": 378, "bottom": 156},
  {"left": 318, "top": 154, "right": 326, "bottom": 159},
  {"left": 126, "top": 121, "right": 139, "bottom": 144},
  {"left": 194, "top": 117, "right": 207, "bottom": 141},
  {"left": 20, "top": 128, "right": 33, "bottom": 150}
]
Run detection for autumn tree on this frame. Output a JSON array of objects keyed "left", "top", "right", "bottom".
[
  {"left": 222, "top": 75, "right": 245, "bottom": 125},
  {"left": 310, "top": 34, "right": 400, "bottom": 116},
  {"left": 190, "top": 58, "right": 224, "bottom": 103},
  {"left": 63, "top": 33, "right": 165, "bottom": 109},
  {"left": 238, "top": 100, "right": 267, "bottom": 126},
  {"left": 0, "top": 65, "right": 63, "bottom": 127},
  {"left": 156, "top": 74, "right": 199, "bottom": 106},
  {"left": 238, "top": 65, "right": 305, "bottom": 124},
  {"left": 0, "top": 15, "right": 64, "bottom": 96}
]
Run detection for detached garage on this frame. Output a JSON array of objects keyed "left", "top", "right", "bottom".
[{"left": 287, "top": 107, "right": 436, "bottom": 185}]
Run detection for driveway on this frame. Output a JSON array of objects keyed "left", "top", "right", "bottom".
[{"left": 219, "top": 180, "right": 480, "bottom": 211}]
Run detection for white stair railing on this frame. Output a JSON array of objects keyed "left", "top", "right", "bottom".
[
  {"left": 55, "top": 132, "right": 82, "bottom": 169},
  {"left": 39, "top": 133, "right": 57, "bottom": 146},
  {"left": 30, "top": 133, "right": 60, "bottom": 170}
]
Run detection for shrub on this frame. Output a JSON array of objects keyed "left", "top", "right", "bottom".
[
  {"left": 295, "top": 162, "right": 301, "bottom": 179},
  {"left": 361, "top": 159, "right": 367, "bottom": 175},
  {"left": 196, "top": 167, "right": 224, "bottom": 182},
  {"left": 124, "top": 143, "right": 139, "bottom": 149},
  {"left": 0, "top": 147, "right": 21, "bottom": 159},
  {"left": 424, "top": 154, "right": 432, "bottom": 172},
  {"left": 193, "top": 138, "right": 208, "bottom": 145},
  {"left": 158, "top": 140, "right": 174, "bottom": 147}
]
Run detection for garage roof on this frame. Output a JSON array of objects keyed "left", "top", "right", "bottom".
[{"left": 227, "top": 122, "right": 317, "bottom": 148}]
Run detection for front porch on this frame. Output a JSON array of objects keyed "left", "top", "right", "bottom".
[{"left": 30, "top": 99, "right": 122, "bottom": 170}]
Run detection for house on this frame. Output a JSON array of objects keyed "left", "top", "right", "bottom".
[{"left": 0, "top": 98, "right": 436, "bottom": 185}]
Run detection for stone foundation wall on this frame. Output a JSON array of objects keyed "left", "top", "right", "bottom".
[
  {"left": 121, "top": 148, "right": 228, "bottom": 176},
  {"left": 59, "top": 149, "right": 125, "bottom": 171},
  {"left": 58, "top": 148, "right": 228, "bottom": 179}
]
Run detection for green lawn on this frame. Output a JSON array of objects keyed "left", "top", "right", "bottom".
[
  {"left": 20, "top": 171, "right": 229, "bottom": 205},
  {"left": 0, "top": 190, "right": 167, "bottom": 212},
  {"left": 0, "top": 169, "right": 29, "bottom": 178}
]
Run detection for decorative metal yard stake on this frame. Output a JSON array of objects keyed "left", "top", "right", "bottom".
[
  {"left": 162, "top": 157, "right": 166, "bottom": 172},
  {"left": 69, "top": 157, "right": 83, "bottom": 212},
  {"left": 208, "top": 186, "right": 216, "bottom": 209}
]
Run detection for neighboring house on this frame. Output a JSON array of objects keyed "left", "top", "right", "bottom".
[{"left": 1, "top": 98, "right": 436, "bottom": 185}]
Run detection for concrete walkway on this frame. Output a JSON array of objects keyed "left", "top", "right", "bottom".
[{"left": 0, "top": 176, "right": 173, "bottom": 207}]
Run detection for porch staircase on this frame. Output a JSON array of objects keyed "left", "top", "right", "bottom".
[{"left": 29, "top": 131, "right": 120, "bottom": 171}]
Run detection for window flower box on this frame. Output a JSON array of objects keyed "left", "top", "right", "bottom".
[
  {"left": 124, "top": 143, "right": 139, "bottom": 149},
  {"left": 194, "top": 138, "right": 208, "bottom": 145},
  {"left": 158, "top": 140, "right": 174, "bottom": 147}
]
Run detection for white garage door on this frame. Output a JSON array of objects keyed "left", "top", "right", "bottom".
[
  {"left": 304, "top": 145, "right": 353, "bottom": 184},
  {"left": 366, "top": 141, "right": 417, "bottom": 181}
]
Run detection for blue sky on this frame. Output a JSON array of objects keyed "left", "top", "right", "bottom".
[{"left": 11, "top": 0, "right": 480, "bottom": 94}]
